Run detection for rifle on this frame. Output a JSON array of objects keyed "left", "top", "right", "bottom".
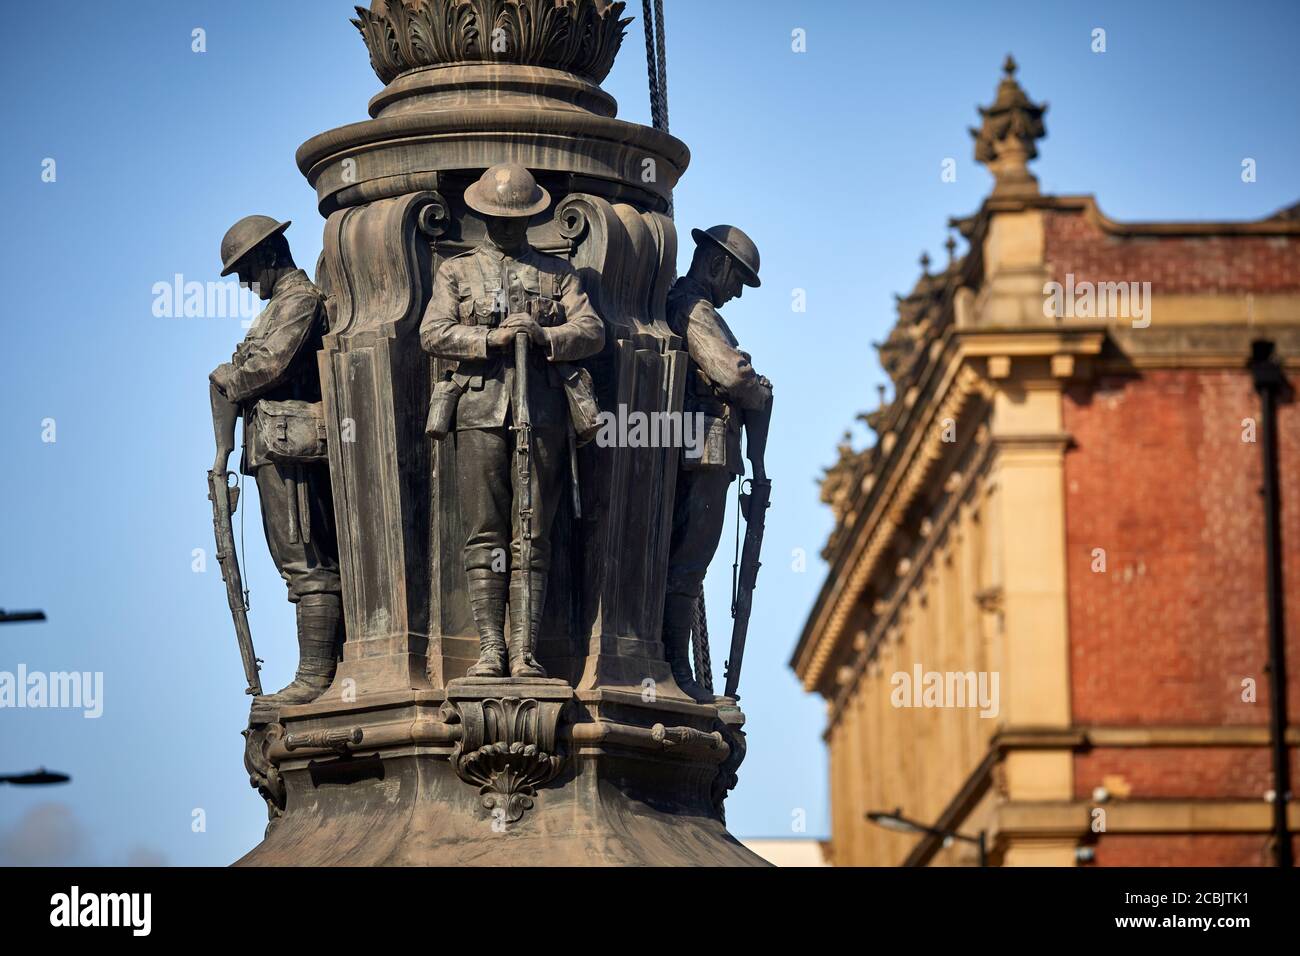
[
  {"left": 208, "top": 382, "right": 263, "bottom": 697},
  {"left": 723, "top": 392, "right": 773, "bottom": 701},
  {"left": 513, "top": 333, "right": 534, "bottom": 638}
]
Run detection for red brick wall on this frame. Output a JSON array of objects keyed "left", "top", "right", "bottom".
[
  {"left": 1044, "top": 209, "right": 1300, "bottom": 293},
  {"left": 1063, "top": 367, "right": 1300, "bottom": 864},
  {"left": 1089, "top": 834, "right": 1285, "bottom": 867},
  {"left": 1064, "top": 368, "right": 1300, "bottom": 726},
  {"left": 1073, "top": 747, "right": 1300, "bottom": 800}
]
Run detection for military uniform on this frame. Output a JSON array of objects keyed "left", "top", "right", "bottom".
[
  {"left": 665, "top": 273, "right": 771, "bottom": 601},
  {"left": 421, "top": 239, "right": 604, "bottom": 677},
  {"left": 421, "top": 244, "right": 604, "bottom": 575},
  {"left": 213, "top": 268, "right": 341, "bottom": 603}
]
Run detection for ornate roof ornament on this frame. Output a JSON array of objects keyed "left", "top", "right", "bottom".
[
  {"left": 352, "top": 0, "right": 631, "bottom": 87},
  {"left": 819, "top": 431, "right": 868, "bottom": 524},
  {"left": 970, "top": 55, "right": 1047, "bottom": 198},
  {"left": 874, "top": 250, "right": 951, "bottom": 385}
]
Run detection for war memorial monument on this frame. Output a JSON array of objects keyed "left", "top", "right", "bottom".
[{"left": 204, "top": 0, "right": 774, "bottom": 866}]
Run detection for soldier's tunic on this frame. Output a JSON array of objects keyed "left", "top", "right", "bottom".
[
  {"left": 665, "top": 274, "right": 771, "bottom": 598},
  {"left": 213, "top": 269, "right": 341, "bottom": 602},
  {"left": 419, "top": 243, "right": 604, "bottom": 575}
]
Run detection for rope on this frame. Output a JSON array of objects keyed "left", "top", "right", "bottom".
[
  {"left": 692, "top": 591, "right": 714, "bottom": 695},
  {"left": 653, "top": 0, "right": 669, "bottom": 133},
  {"left": 641, "top": 0, "right": 661, "bottom": 129},
  {"left": 641, "top": 0, "right": 673, "bottom": 218}
]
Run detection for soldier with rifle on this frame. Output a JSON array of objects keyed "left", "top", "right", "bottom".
[
  {"left": 664, "top": 225, "right": 773, "bottom": 703},
  {"left": 208, "top": 216, "right": 342, "bottom": 706},
  {"left": 420, "top": 163, "right": 604, "bottom": 679}
]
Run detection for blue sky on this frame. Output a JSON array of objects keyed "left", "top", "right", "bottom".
[{"left": 1, "top": 0, "right": 1297, "bottom": 864}]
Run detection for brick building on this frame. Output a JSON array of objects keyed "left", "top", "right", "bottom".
[{"left": 791, "top": 58, "right": 1300, "bottom": 866}]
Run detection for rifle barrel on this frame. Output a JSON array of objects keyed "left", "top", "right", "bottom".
[
  {"left": 724, "top": 477, "right": 771, "bottom": 700},
  {"left": 515, "top": 332, "right": 533, "bottom": 637}
]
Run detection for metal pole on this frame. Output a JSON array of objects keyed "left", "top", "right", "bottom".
[
  {"left": 1250, "top": 339, "right": 1292, "bottom": 868},
  {"left": 865, "top": 808, "right": 989, "bottom": 867},
  {"left": 0, "top": 610, "right": 46, "bottom": 624}
]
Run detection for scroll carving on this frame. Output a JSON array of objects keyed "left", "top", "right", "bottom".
[
  {"left": 442, "top": 685, "right": 571, "bottom": 823},
  {"left": 556, "top": 193, "right": 677, "bottom": 338},
  {"left": 244, "top": 722, "right": 287, "bottom": 824}
]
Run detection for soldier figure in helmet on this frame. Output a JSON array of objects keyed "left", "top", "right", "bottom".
[
  {"left": 209, "top": 216, "right": 343, "bottom": 705},
  {"left": 420, "top": 163, "right": 605, "bottom": 679},
  {"left": 664, "top": 225, "right": 772, "bottom": 702}
]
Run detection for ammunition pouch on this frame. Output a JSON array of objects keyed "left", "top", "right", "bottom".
[
  {"left": 528, "top": 294, "right": 564, "bottom": 328},
  {"left": 255, "top": 399, "right": 327, "bottom": 465},
  {"left": 426, "top": 375, "right": 465, "bottom": 441},
  {"left": 558, "top": 364, "right": 600, "bottom": 445},
  {"left": 682, "top": 413, "right": 729, "bottom": 471},
  {"left": 470, "top": 296, "right": 500, "bottom": 327}
]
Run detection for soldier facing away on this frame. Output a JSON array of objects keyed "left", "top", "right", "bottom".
[
  {"left": 420, "top": 163, "right": 605, "bottom": 679},
  {"left": 209, "top": 216, "right": 342, "bottom": 705},
  {"left": 664, "top": 225, "right": 772, "bottom": 702}
]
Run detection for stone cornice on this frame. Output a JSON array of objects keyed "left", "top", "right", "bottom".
[
  {"left": 1061, "top": 193, "right": 1300, "bottom": 237},
  {"left": 795, "top": 355, "right": 989, "bottom": 691},
  {"left": 820, "top": 432, "right": 994, "bottom": 726},
  {"left": 806, "top": 327, "right": 962, "bottom": 625},
  {"left": 953, "top": 192, "right": 1300, "bottom": 242},
  {"left": 295, "top": 106, "right": 689, "bottom": 215},
  {"left": 1105, "top": 323, "right": 1300, "bottom": 369},
  {"left": 801, "top": 184, "right": 1300, "bottom": 697},
  {"left": 957, "top": 326, "right": 1107, "bottom": 358},
  {"left": 898, "top": 725, "right": 1300, "bottom": 865},
  {"left": 994, "top": 800, "right": 1300, "bottom": 839},
  {"left": 796, "top": 326, "right": 1104, "bottom": 695}
]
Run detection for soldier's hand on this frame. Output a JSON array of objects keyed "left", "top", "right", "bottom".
[
  {"left": 209, "top": 363, "right": 236, "bottom": 396},
  {"left": 502, "top": 313, "right": 547, "bottom": 347},
  {"left": 487, "top": 328, "right": 514, "bottom": 349}
]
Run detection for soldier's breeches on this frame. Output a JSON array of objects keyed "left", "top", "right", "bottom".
[
  {"left": 254, "top": 462, "right": 342, "bottom": 601},
  {"left": 455, "top": 424, "right": 565, "bottom": 574},
  {"left": 666, "top": 466, "right": 735, "bottom": 597}
]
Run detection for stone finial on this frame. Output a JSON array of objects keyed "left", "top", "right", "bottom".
[{"left": 969, "top": 54, "right": 1048, "bottom": 198}]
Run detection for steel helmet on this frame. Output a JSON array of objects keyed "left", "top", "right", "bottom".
[
  {"left": 463, "top": 163, "right": 551, "bottom": 219},
  {"left": 691, "top": 224, "right": 761, "bottom": 288},
  {"left": 220, "top": 215, "right": 291, "bottom": 276}
]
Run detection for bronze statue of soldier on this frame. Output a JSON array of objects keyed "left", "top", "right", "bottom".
[
  {"left": 209, "top": 216, "right": 342, "bottom": 706},
  {"left": 420, "top": 163, "right": 605, "bottom": 679},
  {"left": 664, "top": 225, "right": 772, "bottom": 702}
]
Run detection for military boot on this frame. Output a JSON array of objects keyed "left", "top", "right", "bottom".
[
  {"left": 663, "top": 592, "right": 712, "bottom": 703},
  {"left": 466, "top": 568, "right": 508, "bottom": 677},
  {"left": 263, "top": 592, "right": 341, "bottom": 705},
  {"left": 507, "top": 569, "right": 547, "bottom": 678}
]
